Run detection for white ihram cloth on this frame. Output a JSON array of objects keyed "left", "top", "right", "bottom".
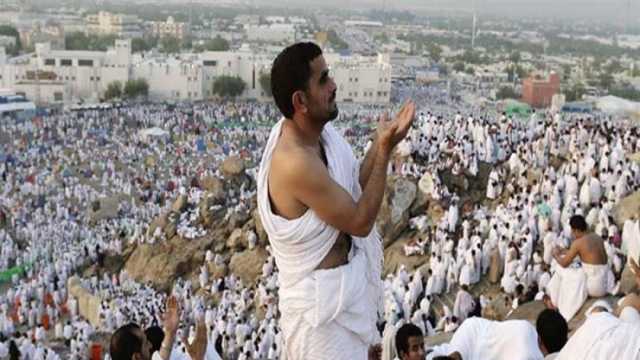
[
  {"left": 257, "top": 119, "right": 384, "bottom": 359},
  {"left": 444, "top": 317, "right": 544, "bottom": 360},
  {"left": 546, "top": 262, "right": 611, "bottom": 321},
  {"left": 555, "top": 312, "right": 640, "bottom": 360}
]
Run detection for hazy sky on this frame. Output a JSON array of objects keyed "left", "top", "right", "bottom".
[{"left": 249, "top": 0, "right": 639, "bottom": 20}]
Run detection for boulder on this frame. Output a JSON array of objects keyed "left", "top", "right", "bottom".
[
  {"left": 613, "top": 190, "right": 640, "bottom": 228},
  {"left": 383, "top": 236, "right": 429, "bottom": 276},
  {"left": 481, "top": 293, "right": 511, "bottom": 321},
  {"left": 164, "top": 212, "right": 179, "bottom": 239},
  {"left": 229, "top": 247, "right": 269, "bottom": 285},
  {"left": 488, "top": 248, "right": 502, "bottom": 284},
  {"left": 252, "top": 210, "right": 269, "bottom": 246},
  {"left": 377, "top": 177, "right": 417, "bottom": 248},
  {"left": 222, "top": 156, "right": 245, "bottom": 178},
  {"left": 620, "top": 262, "right": 638, "bottom": 294},
  {"left": 67, "top": 276, "right": 102, "bottom": 328},
  {"left": 200, "top": 176, "right": 225, "bottom": 200},
  {"left": 226, "top": 228, "right": 246, "bottom": 250},
  {"left": 88, "top": 196, "right": 120, "bottom": 224},
  {"left": 172, "top": 194, "right": 188, "bottom": 213}
]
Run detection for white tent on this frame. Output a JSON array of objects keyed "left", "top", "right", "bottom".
[
  {"left": 596, "top": 95, "right": 640, "bottom": 116},
  {"left": 139, "top": 127, "right": 169, "bottom": 142}
]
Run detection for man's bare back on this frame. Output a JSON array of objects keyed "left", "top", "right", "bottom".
[{"left": 575, "top": 233, "right": 608, "bottom": 265}]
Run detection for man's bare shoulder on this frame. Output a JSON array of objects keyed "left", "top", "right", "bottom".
[{"left": 270, "top": 138, "right": 322, "bottom": 184}]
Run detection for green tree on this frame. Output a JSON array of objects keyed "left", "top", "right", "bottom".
[
  {"left": 212, "top": 76, "right": 246, "bottom": 98},
  {"left": 599, "top": 72, "right": 615, "bottom": 90},
  {"left": 203, "top": 36, "right": 229, "bottom": 51},
  {"left": 259, "top": 73, "right": 271, "bottom": 97},
  {"left": 123, "top": 79, "right": 149, "bottom": 99},
  {"left": 509, "top": 51, "right": 521, "bottom": 64},
  {"left": 428, "top": 44, "right": 442, "bottom": 63},
  {"left": 0, "top": 25, "right": 21, "bottom": 56},
  {"left": 132, "top": 37, "right": 157, "bottom": 53},
  {"left": 65, "top": 32, "right": 116, "bottom": 51},
  {"left": 104, "top": 81, "right": 123, "bottom": 100},
  {"left": 496, "top": 86, "right": 519, "bottom": 100},
  {"left": 327, "top": 30, "right": 348, "bottom": 50},
  {"left": 565, "top": 82, "right": 586, "bottom": 102},
  {"left": 464, "top": 66, "right": 475, "bottom": 75},
  {"left": 453, "top": 62, "right": 465, "bottom": 72},
  {"left": 160, "top": 36, "right": 181, "bottom": 54}
]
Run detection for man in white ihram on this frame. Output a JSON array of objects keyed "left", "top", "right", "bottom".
[{"left": 257, "top": 42, "right": 415, "bottom": 359}]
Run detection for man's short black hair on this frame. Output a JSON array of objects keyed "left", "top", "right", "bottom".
[
  {"left": 395, "top": 323, "right": 423, "bottom": 356},
  {"left": 145, "top": 326, "right": 164, "bottom": 354},
  {"left": 536, "top": 309, "right": 568, "bottom": 354},
  {"left": 110, "top": 323, "right": 143, "bottom": 360},
  {"left": 271, "top": 42, "right": 323, "bottom": 119},
  {"left": 569, "top": 215, "right": 588, "bottom": 232}
]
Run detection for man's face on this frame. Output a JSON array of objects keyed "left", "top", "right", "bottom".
[
  {"left": 302, "top": 55, "right": 338, "bottom": 123},
  {"left": 132, "top": 328, "right": 153, "bottom": 360},
  {"left": 401, "top": 336, "right": 425, "bottom": 360}
]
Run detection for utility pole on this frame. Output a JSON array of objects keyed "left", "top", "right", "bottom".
[{"left": 471, "top": 0, "right": 477, "bottom": 49}]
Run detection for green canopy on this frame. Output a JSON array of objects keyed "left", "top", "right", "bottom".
[{"left": 504, "top": 100, "right": 532, "bottom": 117}]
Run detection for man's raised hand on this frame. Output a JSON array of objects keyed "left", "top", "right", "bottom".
[{"left": 376, "top": 100, "right": 416, "bottom": 152}]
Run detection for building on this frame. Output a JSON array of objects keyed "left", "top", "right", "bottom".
[
  {"left": 0, "top": 39, "right": 391, "bottom": 105},
  {"left": 19, "top": 23, "right": 65, "bottom": 50},
  {"left": 245, "top": 24, "right": 296, "bottom": 44},
  {"left": 325, "top": 53, "right": 391, "bottom": 104},
  {"left": 522, "top": 72, "right": 560, "bottom": 108},
  {"left": 85, "top": 11, "right": 143, "bottom": 38},
  {"left": 0, "top": 40, "right": 132, "bottom": 105},
  {"left": 149, "top": 16, "right": 189, "bottom": 40}
]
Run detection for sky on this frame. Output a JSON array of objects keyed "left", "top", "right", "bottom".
[{"left": 247, "top": 0, "right": 639, "bottom": 20}]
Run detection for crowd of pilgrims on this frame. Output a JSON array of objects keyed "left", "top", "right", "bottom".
[{"left": 0, "top": 93, "right": 639, "bottom": 359}]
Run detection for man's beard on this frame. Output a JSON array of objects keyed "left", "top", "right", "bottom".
[{"left": 328, "top": 104, "right": 339, "bottom": 121}]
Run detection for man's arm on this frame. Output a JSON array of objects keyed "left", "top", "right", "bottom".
[
  {"left": 359, "top": 135, "right": 379, "bottom": 190},
  {"left": 553, "top": 241, "right": 580, "bottom": 268},
  {"left": 287, "top": 141, "right": 391, "bottom": 237},
  {"left": 286, "top": 101, "right": 414, "bottom": 238}
]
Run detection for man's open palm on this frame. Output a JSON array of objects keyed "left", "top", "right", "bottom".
[{"left": 377, "top": 100, "right": 415, "bottom": 150}]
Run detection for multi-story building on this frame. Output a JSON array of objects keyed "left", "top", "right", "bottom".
[
  {"left": 522, "top": 72, "right": 560, "bottom": 108},
  {"left": 326, "top": 53, "right": 391, "bottom": 104},
  {"left": 85, "top": 11, "right": 143, "bottom": 38},
  {"left": 149, "top": 17, "right": 189, "bottom": 40},
  {"left": 0, "top": 39, "right": 391, "bottom": 105},
  {"left": 0, "top": 39, "right": 132, "bottom": 105}
]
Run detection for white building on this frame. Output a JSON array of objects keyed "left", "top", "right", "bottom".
[
  {"left": 0, "top": 39, "right": 391, "bottom": 105},
  {"left": 85, "top": 11, "right": 143, "bottom": 38},
  {"left": 325, "top": 53, "right": 391, "bottom": 104},
  {"left": 245, "top": 24, "right": 296, "bottom": 44},
  {"left": 0, "top": 40, "right": 132, "bottom": 105}
]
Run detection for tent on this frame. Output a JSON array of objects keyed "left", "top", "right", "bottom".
[
  {"left": 503, "top": 100, "right": 532, "bottom": 117},
  {"left": 139, "top": 127, "right": 169, "bottom": 142},
  {"left": 596, "top": 96, "right": 640, "bottom": 117}
]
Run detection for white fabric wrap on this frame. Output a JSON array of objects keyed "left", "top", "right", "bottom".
[{"left": 257, "top": 119, "right": 384, "bottom": 353}]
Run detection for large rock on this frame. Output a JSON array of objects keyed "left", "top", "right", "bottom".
[
  {"left": 481, "top": 293, "right": 512, "bottom": 321},
  {"left": 199, "top": 193, "right": 225, "bottom": 227},
  {"left": 125, "top": 234, "right": 216, "bottom": 292},
  {"left": 488, "top": 248, "right": 502, "bottom": 284},
  {"left": 200, "top": 176, "right": 225, "bottom": 199},
  {"left": 68, "top": 276, "right": 102, "bottom": 328},
  {"left": 377, "top": 177, "right": 417, "bottom": 248},
  {"left": 88, "top": 196, "right": 120, "bottom": 224},
  {"left": 620, "top": 262, "right": 638, "bottom": 294},
  {"left": 252, "top": 210, "right": 269, "bottom": 246},
  {"left": 164, "top": 211, "right": 180, "bottom": 239},
  {"left": 172, "top": 194, "right": 188, "bottom": 213},
  {"left": 226, "top": 228, "right": 246, "bottom": 250},
  {"left": 613, "top": 190, "right": 640, "bottom": 228},
  {"left": 383, "top": 236, "right": 429, "bottom": 276},
  {"left": 222, "top": 156, "right": 245, "bottom": 178},
  {"left": 229, "top": 247, "right": 269, "bottom": 285}
]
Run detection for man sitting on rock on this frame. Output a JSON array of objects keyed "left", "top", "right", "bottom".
[{"left": 545, "top": 215, "right": 614, "bottom": 321}]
